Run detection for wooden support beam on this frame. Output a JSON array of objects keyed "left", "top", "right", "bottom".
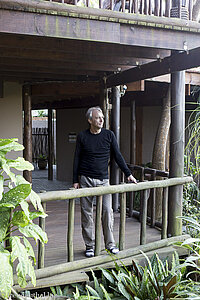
[
  {"left": 0, "top": 80, "right": 3, "bottom": 98},
  {"left": 110, "top": 86, "right": 120, "bottom": 211},
  {"left": 48, "top": 109, "right": 53, "bottom": 181},
  {"left": 106, "top": 47, "right": 200, "bottom": 88},
  {"left": 168, "top": 70, "right": 185, "bottom": 236},
  {"left": 23, "top": 85, "right": 32, "bottom": 183}
]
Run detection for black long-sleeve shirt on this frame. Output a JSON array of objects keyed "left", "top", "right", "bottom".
[{"left": 73, "top": 128, "right": 131, "bottom": 183}]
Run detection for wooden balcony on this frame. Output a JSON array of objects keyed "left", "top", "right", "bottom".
[
  {"left": 43, "top": 0, "right": 194, "bottom": 21},
  {"left": 13, "top": 175, "right": 192, "bottom": 291}
]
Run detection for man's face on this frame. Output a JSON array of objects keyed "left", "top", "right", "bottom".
[{"left": 89, "top": 110, "right": 104, "bottom": 130}]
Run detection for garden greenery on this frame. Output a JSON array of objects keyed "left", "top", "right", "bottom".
[{"left": 0, "top": 138, "right": 48, "bottom": 299}]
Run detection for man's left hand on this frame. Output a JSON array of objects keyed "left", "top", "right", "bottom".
[{"left": 127, "top": 174, "right": 137, "bottom": 184}]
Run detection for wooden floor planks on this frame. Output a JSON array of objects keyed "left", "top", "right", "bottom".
[{"left": 32, "top": 200, "right": 161, "bottom": 267}]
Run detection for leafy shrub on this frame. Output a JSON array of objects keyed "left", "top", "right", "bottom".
[
  {"left": 0, "top": 138, "right": 48, "bottom": 299},
  {"left": 51, "top": 251, "right": 200, "bottom": 299}
]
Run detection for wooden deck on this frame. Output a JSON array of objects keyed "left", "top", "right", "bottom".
[{"left": 36, "top": 200, "right": 161, "bottom": 268}]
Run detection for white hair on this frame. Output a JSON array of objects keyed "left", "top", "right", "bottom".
[{"left": 86, "top": 107, "right": 103, "bottom": 120}]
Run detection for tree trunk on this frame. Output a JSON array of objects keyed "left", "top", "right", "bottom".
[{"left": 152, "top": 87, "right": 171, "bottom": 220}]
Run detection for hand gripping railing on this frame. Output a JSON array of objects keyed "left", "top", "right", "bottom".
[{"left": 37, "top": 176, "right": 193, "bottom": 268}]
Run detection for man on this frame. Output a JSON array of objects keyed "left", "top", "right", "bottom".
[{"left": 73, "top": 106, "right": 137, "bottom": 258}]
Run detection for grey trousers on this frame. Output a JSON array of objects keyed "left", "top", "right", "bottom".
[{"left": 80, "top": 175, "right": 116, "bottom": 250}]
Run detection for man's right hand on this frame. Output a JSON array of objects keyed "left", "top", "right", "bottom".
[{"left": 73, "top": 183, "right": 79, "bottom": 189}]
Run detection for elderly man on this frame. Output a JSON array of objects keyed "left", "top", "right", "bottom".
[{"left": 73, "top": 106, "right": 137, "bottom": 257}]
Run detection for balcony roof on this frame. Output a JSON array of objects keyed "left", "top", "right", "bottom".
[{"left": 0, "top": 0, "right": 200, "bottom": 108}]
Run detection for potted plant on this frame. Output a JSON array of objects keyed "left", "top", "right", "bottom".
[{"left": 38, "top": 154, "right": 48, "bottom": 170}]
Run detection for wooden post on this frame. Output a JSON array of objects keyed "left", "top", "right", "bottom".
[
  {"left": 188, "top": 0, "right": 193, "bottom": 20},
  {"left": 111, "top": 86, "right": 120, "bottom": 212},
  {"left": 149, "top": 0, "right": 153, "bottom": 15},
  {"left": 165, "top": 0, "right": 171, "bottom": 17},
  {"left": 162, "top": 186, "right": 168, "bottom": 239},
  {"left": 140, "top": 189, "right": 148, "bottom": 245},
  {"left": 67, "top": 198, "right": 75, "bottom": 262},
  {"left": 23, "top": 85, "right": 32, "bottom": 183},
  {"left": 129, "top": 100, "right": 136, "bottom": 217},
  {"left": 168, "top": 69, "right": 185, "bottom": 236},
  {"left": 95, "top": 195, "right": 103, "bottom": 256},
  {"left": 0, "top": 80, "right": 3, "bottom": 98},
  {"left": 130, "top": 100, "right": 136, "bottom": 166},
  {"left": 150, "top": 170, "right": 156, "bottom": 227},
  {"left": 144, "top": 0, "right": 149, "bottom": 14},
  {"left": 38, "top": 202, "right": 46, "bottom": 269},
  {"left": 139, "top": 167, "right": 145, "bottom": 221},
  {"left": 121, "top": 0, "right": 125, "bottom": 12},
  {"left": 48, "top": 109, "right": 53, "bottom": 181},
  {"left": 160, "top": 0, "right": 163, "bottom": 16},
  {"left": 129, "top": 0, "right": 133, "bottom": 13},
  {"left": 119, "top": 192, "right": 126, "bottom": 250},
  {"left": 154, "top": 0, "right": 160, "bottom": 15}
]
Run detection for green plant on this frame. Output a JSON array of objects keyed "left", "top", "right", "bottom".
[
  {"left": 185, "top": 100, "right": 200, "bottom": 184},
  {"left": 75, "top": 252, "right": 197, "bottom": 299},
  {"left": 37, "top": 110, "right": 47, "bottom": 117},
  {"left": 38, "top": 154, "right": 47, "bottom": 160},
  {"left": 0, "top": 138, "right": 48, "bottom": 299}
]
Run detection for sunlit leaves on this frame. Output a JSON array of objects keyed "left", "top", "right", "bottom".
[
  {"left": 0, "top": 184, "right": 31, "bottom": 208},
  {"left": 10, "top": 236, "right": 36, "bottom": 288},
  {"left": 0, "top": 208, "right": 10, "bottom": 242},
  {"left": 19, "top": 222, "right": 48, "bottom": 244},
  {"left": 0, "top": 251, "right": 13, "bottom": 299}
]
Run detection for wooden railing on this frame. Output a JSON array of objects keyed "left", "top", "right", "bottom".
[
  {"left": 45, "top": 0, "right": 194, "bottom": 20},
  {"left": 126, "top": 164, "right": 169, "bottom": 225},
  {"left": 37, "top": 175, "right": 192, "bottom": 268}
]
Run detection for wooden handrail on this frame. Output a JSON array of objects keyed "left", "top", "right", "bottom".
[
  {"left": 40, "top": 0, "right": 194, "bottom": 20},
  {"left": 37, "top": 176, "right": 193, "bottom": 268},
  {"left": 37, "top": 176, "right": 192, "bottom": 203}
]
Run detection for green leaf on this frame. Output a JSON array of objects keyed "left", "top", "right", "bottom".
[
  {"left": 29, "top": 211, "right": 47, "bottom": 220},
  {"left": 19, "top": 222, "right": 48, "bottom": 244},
  {"left": 0, "top": 175, "right": 3, "bottom": 200},
  {"left": 0, "top": 184, "right": 31, "bottom": 208},
  {"left": 10, "top": 236, "right": 36, "bottom": 288},
  {"left": 91, "top": 270, "right": 103, "bottom": 299},
  {"left": 12, "top": 211, "right": 29, "bottom": 228},
  {"left": 0, "top": 156, "right": 16, "bottom": 184},
  {"left": 56, "top": 286, "right": 63, "bottom": 296},
  {"left": 20, "top": 200, "right": 30, "bottom": 220},
  {"left": 0, "top": 139, "right": 24, "bottom": 153},
  {"left": 50, "top": 286, "right": 57, "bottom": 295},
  {"left": 15, "top": 176, "right": 44, "bottom": 212},
  {"left": 101, "top": 268, "right": 115, "bottom": 285},
  {"left": 117, "top": 282, "right": 131, "bottom": 300},
  {"left": 8, "top": 157, "right": 34, "bottom": 171},
  {"left": 23, "top": 237, "right": 36, "bottom": 264},
  {"left": 86, "top": 285, "right": 100, "bottom": 298},
  {"left": 100, "top": 284, "right": 112, "bottom": 300},
  {"left": 0, "top": 207, "right": 10, "bottom": 242},
  {"left": 30, "top": 190, "right": 44, "bottom": 212},
  {"left": 0, "top": 251, "right": 13, "bottom": 299}
]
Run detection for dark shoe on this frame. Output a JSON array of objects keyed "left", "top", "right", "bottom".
[
  {"left": 107, "top": 246, "right": 119, "bottom": 254},
  {"left": 85, "top": 248, "right": 94, "bottom": 258}
]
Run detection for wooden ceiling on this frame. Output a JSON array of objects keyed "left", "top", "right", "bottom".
[
  {"left": 0, "top": 33, "right": 169, "bottom": 83},
  {"left": 1, "top": 0, "right": 200, "bottom": 109}
]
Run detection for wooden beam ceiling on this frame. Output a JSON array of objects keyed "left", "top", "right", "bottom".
[
  {"left": 0, "top": 32, "right": 169, "bottom": 82},
  {"left": 106, "top": 47, "right": 200, "bottom": 87}
]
